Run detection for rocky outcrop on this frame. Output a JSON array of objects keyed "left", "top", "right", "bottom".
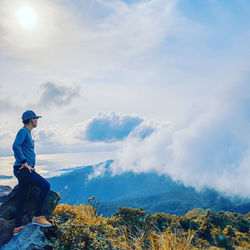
[
  {"left": 0, "top": 223, "right": 49, "bottom": 250},
  {"left": 0, "top": 184, "right": 60, "bottom": 247},
  {"left": 0, "top": 186, "right": 12, "bottom": 206}
]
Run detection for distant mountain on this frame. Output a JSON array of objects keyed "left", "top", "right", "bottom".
[
  {"left": 0, "top": 176, "right": 12, "bottom": 179},
  {"left": 47, "top": 160, "right": 250, "bottom": 217}
]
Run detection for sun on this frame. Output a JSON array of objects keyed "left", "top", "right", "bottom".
[{"left": 17, "top": 6, "right": 37, "bottom": 29}]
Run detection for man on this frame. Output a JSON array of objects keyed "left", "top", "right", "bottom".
[{"left": 12, "top": 110, "right": 52, "bottom": 236}]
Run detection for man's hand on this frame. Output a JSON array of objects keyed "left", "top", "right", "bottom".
[{"left": 20, "top": 162, "right": 35, "bottom": 173}]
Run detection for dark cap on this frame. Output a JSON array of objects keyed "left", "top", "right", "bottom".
[{"left": 22, "top": 110, "right": 42, "bottom": 122}]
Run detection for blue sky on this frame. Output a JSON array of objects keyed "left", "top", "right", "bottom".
[{"left": 0, "top": 0, "right": 250, "bottom": 196}]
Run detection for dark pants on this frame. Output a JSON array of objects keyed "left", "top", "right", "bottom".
[{"left": 13, "top": 165, "right": 50, "bottom": 227}]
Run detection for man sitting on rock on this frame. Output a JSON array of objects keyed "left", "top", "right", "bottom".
[{"left": 12, "top": 110, "right": 52, "bottom": 236}]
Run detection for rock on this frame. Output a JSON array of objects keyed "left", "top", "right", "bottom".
[
  {"left": 0, "top": 223, "right": 49, "bottom": 250},
  {"left": 0, "top": 186, "right": 12, "bottom": 206},
  {"left": 0, "top": 184, "right": 60, "bottom": 246}
]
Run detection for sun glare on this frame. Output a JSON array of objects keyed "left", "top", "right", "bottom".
[{"left": 17, "top": 6, "right": 37, "bottom": 29}]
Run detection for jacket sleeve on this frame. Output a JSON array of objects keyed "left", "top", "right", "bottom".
[{"left": 12, "top": 129, "right": 27, "bottom": 164}]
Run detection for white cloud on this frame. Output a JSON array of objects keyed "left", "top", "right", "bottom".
[
  {"left": 111, "top": 78, "right": 250, "bottom": 197},
  {"left": 0, "top": 0, "right": 177, "bottom": 78},
  {"left": 128, "top": 119, "right": 169, "bottom": 139},
  {"left": 0, "top": 130, "right": 14, "bottom": 156},
  {"left": 96, "top": 0, "right": 176, "bottom": 55},
  {"left": 38, "top": 82, "right": 80, "bottom": 108},
  {"left": 0, "top": 85, "right": 17, "bottom": 115},
  {"left": 0, "top": 99, "right": 13, "bottom": 114},
  {"left": 75, "top": 112, "right": 143, "bottom": 142},
  {"left": 88, "top": 161, "right": 107, "bottom": 180}
]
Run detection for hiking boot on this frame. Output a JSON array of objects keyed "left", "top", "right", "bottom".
[
  {"left": 13, "top": 225, "right": 24, "bottom": 236},
  {"left": 32, "top": 216, "right": 52, "bottom": 227}
]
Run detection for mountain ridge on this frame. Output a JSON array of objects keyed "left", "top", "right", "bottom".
[{"left": 46, "top": 159, "right": 250, "bottom": 217}]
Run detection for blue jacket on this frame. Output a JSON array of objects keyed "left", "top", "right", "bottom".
[{"left": 12, "top": 127, "right": 36, "bottom": 166}]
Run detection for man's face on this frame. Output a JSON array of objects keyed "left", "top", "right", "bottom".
[{"left": 31, "top": 118, "right": 38, "bottom": 128}]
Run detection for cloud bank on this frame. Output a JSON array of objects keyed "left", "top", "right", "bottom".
[{"left": 111, "top": 78, "right": 250, "bottom": 197}]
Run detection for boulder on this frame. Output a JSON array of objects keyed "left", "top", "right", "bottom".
[
  {"left": 0, "top": 223, "right": 49, "bottom": 250},
  {"left": 0, "top": 184, "right": 60, "bottom": 246},
  {"left": 0, "top": 186, "right": 12, "bottom": 206}
]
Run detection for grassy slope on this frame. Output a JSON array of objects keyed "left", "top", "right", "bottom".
[{"left": 44, "top": 201, "right": 250, "bottom": 249}]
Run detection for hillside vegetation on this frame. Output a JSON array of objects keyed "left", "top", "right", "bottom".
[{"left": 44, "top": 197, "right": 250, "bottom": 250}]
